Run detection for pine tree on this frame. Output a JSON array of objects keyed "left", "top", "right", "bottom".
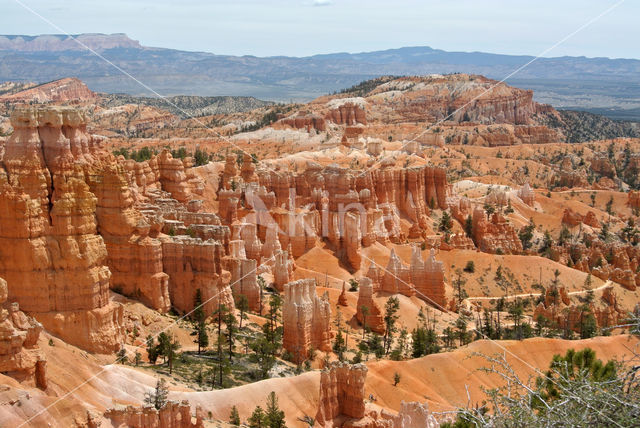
[
  {"left": 267, "top": 294, "right": 282, "bottom": 346},
  {"left": 539, "top": 348, "right": 616, "bottom": 403},
  {"left": 249, "top": 333, "right": 276, "bottom": 379},
  {"left": 584, "top": 273, "right": 593, "bottom": 290},
  {"left": 116, "top": 348, "right": 127, "bottom": 364},
  {"left": 508, "top": 300, "right": 524, "bottom": 340},
  {"left": 484, "top": 203, "right": 495, "bottom": 218},
  {"left": 224, "top": 310, "right": 238, "bottom": 362},
  {"left": 333, "top": 329, "right": 346, "bottom": 361},
  {"left": 146, "top": 334, "right": 159, "bottom": 364},
  {"left": 391, "top": 327, "right": 408, "bottom": 360},
  {"left": 453, "top": 269, "right": 468, "bottom": 308},
  {"left": 495, "top": 297, "right": 505, "bottom": 339},
  {"left": 144, "top": 378, "right": 169, "bottom": 410},
  {"left": 265, "top": 391, "right": 287, "bottom": 428},
  {"left": 248, "top": 405, "right": 266, "bottom": 428},
  {"left": 215, "top": 333, "right": 231, "bottom": 387},
  {"left": 438, "top": 211, "right": 453, "bottom": 234},
  {"left": 483, "top": 309, "right": 495, "bottom": 339},
  {"left": 257, "top": 275, "right": 266, "bottom": 316},
  {"left": 193, "top": 289, "right": 205, "bottom": 323},
  {"left": 157, "top": 332, "right": 171, "bottom": 364},
  {"left": 455, "top": 316, "right": 468, "bottom": 346},
  {"left": 229, "top": 405, "right": 241, "bottom": 426},
  {"left": 197, "top": 318, "right": 209, "bottom": 354},
  {"left": 464, "top": 214, "right": 473, "bottom": 239},
  {"left": 393, "top": 372, "right": 401, "bottom": 386},
  {"left": 606, "top": 196, "right": 614, "bottom": 215},
  {"left": 237, "top": 294, "right": 249, "bottom": 329},
  {"left": 518, "top": 219, "right": 535, "bottom": 250},
  {"left": 193, "top": 289, "right": 208, "bottom": 354},
  {"left": 360, "top": 305, "right": 369, "bottom": 339},
  {"left": 213, "top": 303, "right": 229, "bottom": 378},
  {"left": 411, "top": 325, "right": 440, "bottom": 357},
  {"left": 383, "top": 296, "right": 400, "bottom": 354},
  {"left": 166, "top": 335, "right": 181, "bottom": 374},
  {"left": 443, "top": 327, "right": 455, "bottom": 348},
  {"left": 368, "top": 333, "right": 385, "bottom": 359}
]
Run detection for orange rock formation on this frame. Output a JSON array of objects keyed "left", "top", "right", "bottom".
[
  {"left": 315, "top": 362, "right": 367, "bottom": 426},
  {"left": 410, "top": 247, "right": 447, "bottom": 308},
  {"left": 282, "top": 279, "right": 332, "bottom": 362},
  {"left": 315, "top": 361, "right": 439, "bottom": 427},
  {"left": 472, "top": 208, "right": 523, "bottom": 254},
  {"left": 561, "top": 208, "right": 600, "bottom": 228},
  {"left": 517, "top": 183, "right": 535, "bottom": 207},
  {"left": 533, "top": 285, "right": 623, "bottom": 332},
  {"left": 0, "top": 106, "right": 124, "bottom": 353},
  {"left": 355, "top": 278, "right": 385, "bottom": 334},
  {"left": 373, "top": 247, "right": 446, "bottom": 308},
  {"left": 225, "top": 240, "right": 260, "bottom": 312},
  {"left": 104, "top": 400, "right": 204, "bottom": 428},
  {"left": 628, "top": 191, "right": 640, "bottom": 210},
  {"left": 0, "top": 278, "right": 47, "bottom": 389},
  {"left": 0, "top": 77, "right": 97, "bottom": 104}
]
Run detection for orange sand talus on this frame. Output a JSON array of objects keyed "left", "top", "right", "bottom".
[
  {"left": 0, "top": 328, "right": 637, "bottom": 427},
  {"left": 364, "top": 335, "right": 640, "bottom": 413},
  {"left": 168, "top": 335, "right": 640, "bottom": 423}
]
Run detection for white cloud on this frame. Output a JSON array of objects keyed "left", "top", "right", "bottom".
[{"left": 312, "top": 0, "right": 332, "bottom": 6}]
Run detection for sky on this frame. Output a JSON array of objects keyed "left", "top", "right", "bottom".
[{"left": 2, "top": 0, "right": 639, "bottom": 59}]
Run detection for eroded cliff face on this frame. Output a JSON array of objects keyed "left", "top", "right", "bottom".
[
  {"left": 628, "top": 191, "right": 640, "bottom": 210},
  {"left": 517, "top": 183, "right": 535, "bottom": 207},
  {"left": 225, "top": 239, "right": 260, "bottom": 312},
  {"left": 472, "top": 208, "right": 523, "bottom": 255},
  {"left": 0, "top": 106, "right": 238, "bottom": 353},
  {"left": 363, "top": 75, "right": 543, "bottom": 126},
  {"left": 0, "top": 77, "right": 97, "bottom": 104},
  {"left": 369, "top": 247, "right": 446, "bottom": 308},
  {"left": 316, "top": 362, "right": 368, "bottom": 426},
  {"left": 551, "top": 239, "right": 640, "bottom": 292},
  {"left": 325, "top": 102, "right": 367, "bottom": 126},
  {"left": 561, "top": 208, "right": 600, "bottom": 228},
  {"left": 0, "top": 277, "right": 47, "bottom": 389},
  {"left": 91, "top": 162, "right": 172, "bottom": 313},
  {"left": 356, "top": 278, "right": 385, "bottom": 334},
  {"left": 315, "top": 362, "right": 440, "bottom": 428},
  {"left": 0, "top": 106, "right": 124, "bottom": 353},
  {"left": 410, "top": 248, "right": 447, "bottom": 308},
  {"left": 533, "top": 285, "right": 624, "bottom": 332},
  {"left": 275, "top": 114, "right": 327, "bottom": 132},
  {"left": 282, "top": 279, "right": 331, "bottom": 363},
  {"left": 104, "top": 400, "right": 204, "bottom": 428},
  {"left": 100, "top": 144, "right": 234, "bottom": 316},
  {"left": 217, "top": 155, "right": 449, "bottom": 272}
]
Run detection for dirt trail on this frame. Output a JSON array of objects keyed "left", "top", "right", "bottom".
[{"left": 462, "top": 281, "right": 614, "bottom": 311}]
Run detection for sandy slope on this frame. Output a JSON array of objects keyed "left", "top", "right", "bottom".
[{"left": 2, "top": 332, "right": 637, "bottom": 428}]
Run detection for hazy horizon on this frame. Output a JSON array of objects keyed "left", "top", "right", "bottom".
[
  {"left": 2, "top": 0, "right": 638, "bottom": 59},
  {"left": 4, "top": 31, "right": 640, "bottom": 62}
]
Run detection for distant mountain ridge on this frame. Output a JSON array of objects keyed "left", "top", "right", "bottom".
[
  {"left": 1, "top": 33, "right": 639, "bottom": 120},
  {"left": 100, "top": 93, "right": 273, "bottom": 118},
  {"left": 0, "top": 33, "right": 141, "bottom": 51}
]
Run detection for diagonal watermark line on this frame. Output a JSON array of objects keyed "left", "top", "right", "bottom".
[
  {"left": 357, "top": 0, "right": 626, "bottom": 177},
  {"left": 359, "top": 251, "right": 627, "bottom": 428},
  {"left": 17, "top": 253, "right": 277, "bottom": 428},
  {"left": 8, "top": 0, "right": 630, "bottom": 425},
  {"left": 11, "top": 0, "right": 268, "bottom": 165}
]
